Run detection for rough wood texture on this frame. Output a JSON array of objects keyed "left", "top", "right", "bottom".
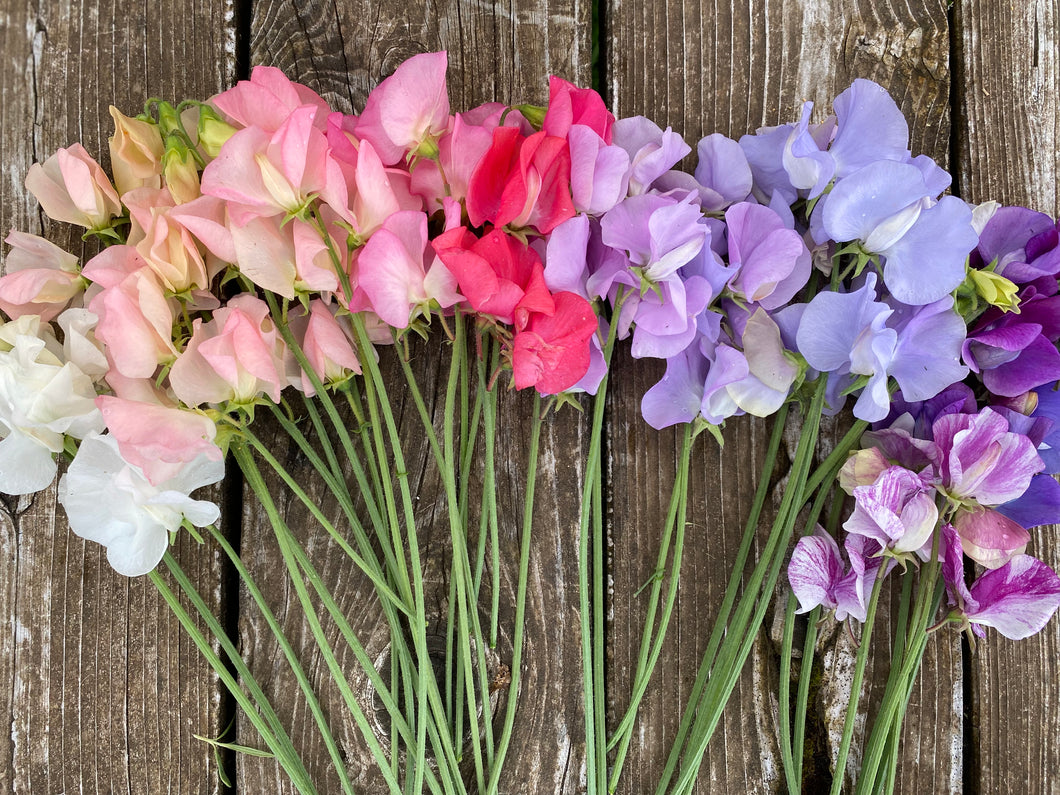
[
  {"left": 0, "top": 2, "right": 232, "bottom": 791},
  {"left": 956, "top": 2, "right": 1060, "bottom": 792},
  {"left": 605, "top": 1, "right": 963, "bottom": 792}
]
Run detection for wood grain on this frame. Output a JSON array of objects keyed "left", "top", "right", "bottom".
[
  {"left": 605, "top": 1, "right": 962, "bottom": 792},
  {"left": 0, "top": 0, "right": 232, "bottom": 791},
  {"left": 956, "top": 1, "right": 1060, "bottom": 792}
]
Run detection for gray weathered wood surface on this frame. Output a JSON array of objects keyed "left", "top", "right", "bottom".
[{"left": 0, "top": 0, "right": 1058, "bottom": 792}]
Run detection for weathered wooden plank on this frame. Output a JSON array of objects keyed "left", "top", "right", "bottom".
[
  {"left": 237, "top": 2, "right": 592, "bottom": 790},
  {"left": 0, "top": 0, "right": 232, "bottom": 790},
  {"left": 956, "top": 2, "right": 1060, "bottom": 792},
  {"left": 605, "top": 1, "right": 961, "bottom": 792}
]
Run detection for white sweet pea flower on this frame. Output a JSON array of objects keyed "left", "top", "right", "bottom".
[
  {"left": 0, "top": 315, "right": 104, "bottom": 494},
  {"left": 58, "top": 433, "right": 225, "bottom": 576}
]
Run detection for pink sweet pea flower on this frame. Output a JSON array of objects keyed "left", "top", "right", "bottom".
[
  {"left": 511, "top": 291, "right": 598, "bottom": 394},
  {"left": 357, "top": 210, "right": 460, "bottom": 328},
  {"left": 543, "top": 76, "right": 615, "bottom": 144},
  {"left": 466, "top": 127, "right": 576, "bottom": 234},
  {"left": 226, "top": 215, "right": 341, "bottom": 299},
  {"left": 432, "top": 226, "right": 554, "bottom": 328},
  {"left": 132, "top": 200, "right": 215, "bottom": 293},
  {"left": 89, "top": 268, "right": 179, "bottom": 380},
  {"left": 169, "top": 294, "right": 290, "bottom": 407},
  {"left": 211, "top": 64, "right": 331, "bottom": 132},
  {"left": 97, "top": 395, "right": 223, "bottom": 486},
  {"left": 201, "top": 105, "right": 345, "bottom": 225},
  {"left": 328, "top": 138, "right": 420, "bottom": 239},
  {"left": 25, "top": 144, "right": 122, "bottom": 230},
  {"left": 0, "top": 232, "right": 84, "bottom": 321},
  {"left": 355, "top": 51, "right": 451, "bottom": 165},
  {"left": 287, "top": 300, "right": 361, "bottom": 395}
]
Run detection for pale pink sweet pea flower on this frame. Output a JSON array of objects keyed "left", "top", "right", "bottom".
[
  {"left": 227, "top": 215, "right": 341, "bottom": 299},
  {"left": 201, "top": 105, "right": 345, "bottom": 225},
  {"left": 57, "top": 308, "right": 108, "bottom": 383},
  {"left": 329, "top": 137, "right": 421, "bottom": 240},
  {"left": 287, "top": 300, "right": 361, "bottom": 395},
  {"left": 59, "top": 433, "right": 224, "bottom": 576},
  {"left": 0, "top": 231, "right": 84, "bottom": 320},
  {"left": 108, "top": 106, "right": 165, "bottom": 196},
  {"left": 25, "top": 144, "right": 122, "bottom": 230},
  {"left": 169, "top": 294, "right": 290, "bottom": 407},
  {"left": 357, "top": 210, "right": 461, "bottom": 328},
  {"left": 356, "top": 51, "right": 451, "bottom": 165},
  {"left": 132, "top": 201, "right": 215, "bottom": 293},
  {"left": 211, "top": 65, "right": 332, "bottom": 132},
  {"left": 89, "top": 268, "right": 179, "bottom": 380},
  {"left": 96, "top": 395, "right": 223, "bottom": 486}
]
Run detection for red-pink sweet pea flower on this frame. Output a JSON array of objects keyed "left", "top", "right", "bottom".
[
  {"left": 542, "top": 76, "right": 614, "bottom": 144},
  {"left": 211, "top": 64, "right": 332, "bottom": 132},
  {"left": 201, "top": 105, "right": 345, "bottom": 225},
  {"left": 358, "top": 210, "right": 461, "bottom": 328},
  {"left": 97, "top": 395, "right": 223, "bottom": 486},
  {"left": 432, "top": 226, "right": 554, "bottom": 328},
  {"left": 89, "top": 268, "right": 179, "bottom": 380},
  {"left": 355, "top": 51, "right": 451, "bottom": 165},
  {"left": 287, "top": 300, "right": 361, "bottom": 395},
  {"left": 511, "top": 291, "right": 598, "bottom": 394},
  {"left": 466, "top": 127, "right": 576, "bottom": 235},
  {"left": 0, "top": 232, "right": 84, "bottom": 321},
  {"left": 25, "top": 144, "right": 122, "bottom": 230},
  {"left": 169, "top": 294, "right": 290, "bottom": 407}
]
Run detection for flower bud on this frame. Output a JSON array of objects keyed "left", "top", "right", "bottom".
[
  {"left": 162, "top": 138, "right": 202, "bottom": 204},
  {"left": 969, "top": 268, "right": 1020, "bottom": 312},
  {"left": 109, "top": 107, "right": 165, "bottom": 196},
  {"left": 197, "top": 107, "right": 237, "bottom": 160}
]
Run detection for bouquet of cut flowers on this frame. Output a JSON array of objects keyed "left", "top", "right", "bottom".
[{"left": 3, "top": 51, "right": 1059, "bottom": 794}]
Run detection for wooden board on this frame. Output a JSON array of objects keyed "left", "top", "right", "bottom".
[
  {"left": 236, "top": 1, "right": 593, "bottom": 791},
  {"left": 955, "top": 2, "right": 1060, "bottom": 792},
  {"left": 0, "top": 0, "right": 232, "bottom": 791},
  {"left": 605, "top": 1, "right": 963, "bottom": 792}
]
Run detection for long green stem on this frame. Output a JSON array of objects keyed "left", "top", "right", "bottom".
[
  {"left": 152, "top": 555, "right": 318, "bottom": 795},
  {"left": 607, "top": 422, "right": 696, "bottom": 790},
  {"left": 204, "top": 523, "right": 355, "bottom": 795},
  {"left": 779, "top": 590, "right": 801, "bottom": 794},
  {"left": 484, "top": 393, "right": 544, "bottom": 795}
]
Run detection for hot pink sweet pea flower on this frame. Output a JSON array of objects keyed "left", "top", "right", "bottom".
[
  {"left": 466, "top": 127, "right": 576, "bottom": 234},
  {"left": 432, "top": 226, "right": 554, "bottom": 328},
  {"left": 169, "top": 294, "right": 290, "bottom": 407},
  {"left": 201, "top": 105, "right": 345, "bottom": 225},
  {"left": 511, "top": 291, "right": 598, "bottom": 394},
  {"left": 355, "top": 51, "right": 451, "bottom": 165},
  {"left": 0, "top": 232, "right": 84, "bottom": 321},
  {"left": 357, "top": 210, "right": 461, "bottom": 328},
  {"left": 211, "top": 64, "right": 332, "bottom": 132},
  {"left": 97, "top": 395, "right": 223, "bottom": 486},
  {"left": 25, "top": 144, "right": 122, "bottom": 230}
]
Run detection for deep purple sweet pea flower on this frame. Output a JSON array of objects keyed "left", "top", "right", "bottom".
[
  {"left": 845, "top": 465, "right": 939, "bottom": 556},
  {"left": 963, "top": 282, "right": 1060, "bottom": 397},
  {"left": 877, "top": 383, "right": 978, "bottom": 439},
  {"left": 1030, "top": 384, "right": 1060, "bottom": 473},
  {"left": 822, "top": 160, "right": 977, "bottom": 305},
  {"left": 942, "top": 523, "right": 1060, "bottom": 640},
  {"left": 972, "top": 205, "right": 1060, "bottom": 284}
]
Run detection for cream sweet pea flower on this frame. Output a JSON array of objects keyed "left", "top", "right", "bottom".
[
  {"left": 0, "top": 316, "right": 104, "bottom": 494},
  {"left": 58, "top": 434, "right": 224, "bottom": 576}
]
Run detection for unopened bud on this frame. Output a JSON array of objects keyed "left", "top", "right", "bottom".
[
  {"left": 197, "top": 107, "right": 237, "bottom": 159},
  {"left": 109, "top": 106, "right": 164, "bottom": 195},
  {"left": 969, "top": 268, "right": 1020, "bottom": 313},
  {"left": 162, "top": 138, "right": 201, "bottom": 204}
]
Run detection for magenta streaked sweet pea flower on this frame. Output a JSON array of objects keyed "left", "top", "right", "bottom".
[
  {"left": 844, "top": 465, "right": 938, "bottom": 556},
  {"left": 788, "top": 529, "right": 884, "bottom": 622},
  {"left": 724, "top": 202, "right": 811, "bottom": 309},
  {"left": 942, "top": 524, "right": 1060, "bottom": 639},
  {"left": 822, "top": 160, "right": 976, "bottom": 305},
  {"left": 972, "top": 205, "right": 1060, "bottom": 284}
]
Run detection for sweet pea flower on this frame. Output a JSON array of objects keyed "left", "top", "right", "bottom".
[
  {"left": 0, "top": 231, "right": 84, "bottom": 321},
  {"left": 58, "top": 433, "right": 224, "bottom": 577},
  {"left": 211, "top": 64, "right": 332, "bottom": 132},
  {"left": 25, "top": 144, "right": 122, "bottom": 231},
  {"left": 844, "top": 465, "right": 939, "bottom": 556},
  {"left": 788, "top": 528, "right": 884, "bottom": 622},
  {"left": 600, "top": 192, "right": 708, "bottom": 284},
  {"left": 723, "top": 309, "right": 801, "bottom": 417},
  {"left": 611, "top": 116, "right": 691, "bottom": 195},
  {"left": 690, "top": 133, "right": 753, "bottom": 211},
  {"left": 941, "top": 523, "right": 1060, "bottom": 639},
  {"left": 822, "top": 160, "right": 977, "bottom": 304},
  {"left": 543, "top": 76, "right": 614, "bottom": 143},
  {"left": 0, "top": 316, "right": 104, "bottom": 494},
  {"left": 355, "top": 51, "right": 451, "bottom": 165},
  {"left": 511, "top": 291, "right": 598, "bottom": 394},
  {"left": 169, "top": 294, "right": 290, "bottom": 407},
  {"left": 972, "top": 205, "right": 1060, "bottom": 284},
  {"left": 89, "top": 268, "right": 179, "bottom": 380},
  {"left": 287, "top": 300, "right": 361, "bottom": 395},
  {"left": 108, "top": 106, "right": 165, "bottom": 195},
  {"left": 723, "top": 202, "right": 810, "bottom": 309}
]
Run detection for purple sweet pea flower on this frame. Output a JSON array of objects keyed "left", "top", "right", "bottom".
[
  {"left": 788, "top": 528, "right": 884, "bottom": 622},
  {"left": 724, "top": 202, "right": 811, "bottom": 309},
  {"left": 822, "top": 160, "right": 977, "bottom": 305},
  {"left": 640, "top": 345, "right": 707, "bottom": 430},
  {"left": 722, "top": 309, "right": 800, "bottom": 417},
  {"left": 972, "top": 205, "right": 1060, "bottom": 284},
  {"left": 692, "top": 133, "right": 753, "bottom": 211},
  {"left": 1029, "top": 384, "right": 1060, "bottom": 473},
  {"left": 611, "top": 116, "right": 691, "bottom": 195},
  {"left": 886, "top": 296, "right": 969, "bottom": 402},
  {"left": 942, "top": 524, "right": 1060, "bottom": 640},
  {"left": 845, "top": 465, "right": 939, "bottom": 556},
  {"left": 567, "top": 125, "right": 631, "bottom": 216},
  {"left": 600, "top": 193, "right": 708, "bottom": 282}
]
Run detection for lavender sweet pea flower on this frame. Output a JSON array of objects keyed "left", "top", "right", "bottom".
[
  {"left": 822, "top": 160, "right": 977, "bottom": 305},
  {"left": 611, "top": 116, "right": 691, "bottom": 195},
  {"left": 886, "top": 296, "right": 969, "bottom": 402},
  {"left": 845, "top": 465, "right": 939, "bottom": 556},
  {"left": 781, "top": 103, "right": 835, "bottom": 199},
  {"left": 641, "top": 344, "right": 708, "bottom": 429},
  {"left": 827, "top": 79, "right": 910, "bottom": 178},
  {"left": 600, "top": 193, "right": 707, "bottom": 283},
  {"left": 724, "top": 202, "right": 811, "bottom": 309},
  {"left": 942, "top": 524, "right": 1060, "bottom": 640},
  {"left": 740, "top": 123, "right": 800, "bottom": 205},
  {"left": 692, "top": 134, "right": 753, "bottom": 211},
  {"left": 568, "top": 125, "right": 631, "bottom": 215},
  {"left": 723, "top": 309, "right": 800, "bottom": 417}
]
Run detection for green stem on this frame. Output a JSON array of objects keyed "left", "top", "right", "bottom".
[
  {"left": 203, "top": 523, "right": 355, "bottom": 795},
  {"left": 484, "top": 393, "right": 545, "bottom": 795},
  {"left": 152, "top": 555, "right": 318, "bottom": 795},
  {"left": 792, "top": 605, "right": 821, "bottom": 784},
  {"left": 607, "top": 422, "right": 696, "bottom": 790},
  {"left": 779, "top": 590, "right": 801, "bottom": 795}
]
